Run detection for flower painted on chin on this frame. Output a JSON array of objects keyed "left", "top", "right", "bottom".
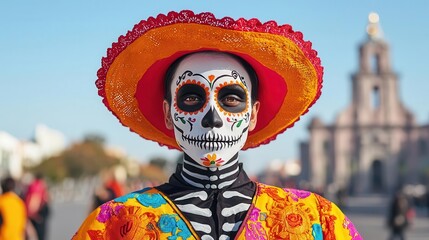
[{"left": 201, "top": 153, "right": 224, "bottom": 167}]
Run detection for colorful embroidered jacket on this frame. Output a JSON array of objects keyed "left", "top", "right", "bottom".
[{"left": 72, "top": 183, "right": 361, "bottom": 240}]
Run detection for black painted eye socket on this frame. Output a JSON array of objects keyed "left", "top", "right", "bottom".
[
  {"left": 217, "top": 84, "right": 247, "bottom": 113},
  {"left": 177, "top": 84, "right": 207, "bottom": 112}
]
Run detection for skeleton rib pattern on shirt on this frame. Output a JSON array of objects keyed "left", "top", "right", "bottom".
[{"left": 156, "top": 155, "right": 256, "bottom": 240}]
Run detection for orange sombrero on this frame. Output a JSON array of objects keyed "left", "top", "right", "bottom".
[{"left": 96, "top": 10, "right": 323, "bottom": 150}]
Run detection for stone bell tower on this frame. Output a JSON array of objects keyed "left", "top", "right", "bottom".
[
  {"left": 347, "top": 12, "right": 415, "bottom": 194},
  {"left": 300, "top": 13, "right": 421, "bottom": 195},
  {"left": 352, "top": 13, "right": 406, "bottom": 127}
]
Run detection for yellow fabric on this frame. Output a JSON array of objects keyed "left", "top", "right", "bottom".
[
  {"left": 73, "top": 185, "right": 360, "bottom": 240},
  {"left": 236, "top": 183, "right": 359, "bottom": 239},
  {"left": 105, "top": 23, "right": 318, "bottom": 150},
  {"left": 0, "top": 192, "right": 27, "bottom": 240},
  {"left": 72, "top": 188, "right": 198, "bottom": 240}
]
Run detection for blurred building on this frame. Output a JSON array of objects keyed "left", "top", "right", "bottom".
[
  {"left": 300, "top": 13, "right": 429, "bottom": 195},
  {"left": 258, "top": 159, "right": 301, "bottom": 188},
  {"left": 0, "top": 124, "right": 66, "bottom": 179},
  {"left": 0, "top": 132, "right": 22, "bottom": 179}
]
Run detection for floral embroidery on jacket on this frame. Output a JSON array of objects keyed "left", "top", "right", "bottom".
[
  {"left": 73, "top": 186, "right": 362, "bottom": 240},
  {"left": 244, "top": 207, "right": 268, "bottom": 239},
  {"left": 137, "top": 193, "right": 166, "bottom": 208},
  {"left": 158, "top": 214, "right": 191, "bottom": 240},
  {"left": 266, "top": 203, "right": 315, "bottom": 239},
  {"left": 344, "top": 217, "right": 363, "bottom": 240},
  {"left": 96, "top": 202, "right": 123, "bottom": 223},
  {"left": 93, "top": 205, "right": 160, "bottom": 240},
  {"left": 312, "top": 223, "right": 323, "bottom": 240},
  {"left": 285, "top": 188, "right": 312, "bottom": 201},
  {"left": 315, "top": 194, "right": 337, "bottom": 240}
]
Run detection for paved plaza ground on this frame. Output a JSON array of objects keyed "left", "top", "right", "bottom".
[{"left": 345, "top": 195, "right": 429, "bottom": 240}]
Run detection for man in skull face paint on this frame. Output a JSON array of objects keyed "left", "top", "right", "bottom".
[
  {"left": 73, "top": 10, "right": 362, "bottom": 240},
  {"left": 156, "top": 51, "right": 261, "bottom": 238},
  {"left": 163, "top": 51, "right": 259, "bottom": 170}
]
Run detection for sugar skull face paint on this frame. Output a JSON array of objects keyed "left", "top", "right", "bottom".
[{"left": 169, "top": 52, "right": 253, "bottom": 167}]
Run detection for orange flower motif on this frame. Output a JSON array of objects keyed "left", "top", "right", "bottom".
[
  {"left": 315, "top": 194, "right": 332, "bottom": 212},
  {"left": 103, "top": 206, "right": 160, "bottom": 240},
  {"left": 286, "top": 213, "right": 303, "bottom": 228},
  {"left": 201, "top": 153, "right": 224, "bottom": 167},
  {"left": 265, "top": 202, "right": 313, "bottom": 239},
  {"left": 87, "top": 230, "right": 103, "bottom": 240},
  {"left": 257, "top": 184, "right": 284, "bottom": 202},
  {"left": 315, "top": 194, "right": 337, "bottom": 240}
]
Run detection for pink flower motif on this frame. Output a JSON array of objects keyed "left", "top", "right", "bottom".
[
  {"left": 96, "top": 202, "right": 123, "bottom": 223},
  {"left": 245, "top": 207, "right": 268, "bottom": 240},
  {"left": 249, "top": 207, "right": 260, "bottom": 221},
  {"left": 285, "top": 188, "right": 311, "bottom": 201},
  {"left": 344, "top": 217, "right": 363, "bottom": 240}
]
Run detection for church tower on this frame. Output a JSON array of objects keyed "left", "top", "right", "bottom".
[
  {"left": 351, "top": 12, "right": 410, "bottom": 127},
  {"left": 347, "top": 13, "right": 415, "bottom": 194},
  {"left": 301, "top": 13, "right": 422, "bottom": 196}
]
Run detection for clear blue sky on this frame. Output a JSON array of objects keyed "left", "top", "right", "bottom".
[{"left": 1, "top": 1, "right": 428, "bottom": 175}]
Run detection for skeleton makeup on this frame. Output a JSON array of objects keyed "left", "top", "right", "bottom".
[{"left": 168, "top": 52, "right": 254, "bottom": 168}]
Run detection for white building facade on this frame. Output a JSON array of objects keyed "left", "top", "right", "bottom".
[{"left": 0, "top": 124, "right": 66, "bottom": 179}]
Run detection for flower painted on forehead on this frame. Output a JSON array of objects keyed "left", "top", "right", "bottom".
[{"left": 208, "top": 74, "right": 215, "bottom": 83}]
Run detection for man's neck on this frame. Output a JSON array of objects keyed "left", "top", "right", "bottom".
[{"left": 180, "top": 153, "right": 240, "bottom": 190}]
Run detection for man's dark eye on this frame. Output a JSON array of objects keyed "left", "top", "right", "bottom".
[
  {"left": 217, "top": 84, "right": 247, "bottom": 113},
  {"left": 183, "top": 95, "right": 202, "bottom": 106},
  {"left": 220, "top": 95, "right": 242, "bottom": 107},
  {"left": 176, "top": 84, "right": 206, "bottom": 112}
]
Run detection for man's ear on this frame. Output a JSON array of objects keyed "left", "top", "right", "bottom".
[
  {"left": 163, "top": 100, "right": 173, "bottom": 130},
  {"left": 248, "top": 100, "right": 260, "bottom": 132}
]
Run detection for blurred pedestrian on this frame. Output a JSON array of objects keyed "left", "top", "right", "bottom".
[
  {"left": 426, "top": 185, "right": 429, "bottom": 217},
  {"left": 0, "top": 177, "right": 27, "bottom": 240},
  {"left": 336, "top": 186, "right": 348, "bottom": 210},
  {"left": 24, "top": 174, "right": 50, "bottom": 240},
  {"left": 90, "top": 166, "right": 126, "bottom": 211},
  {"left": 387, "top": 189, "right": 414, "bottom": 240}
]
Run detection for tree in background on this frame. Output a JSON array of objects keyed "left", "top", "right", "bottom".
[{"left": 30, "top": 134, "right": 120, "bottom": 183}]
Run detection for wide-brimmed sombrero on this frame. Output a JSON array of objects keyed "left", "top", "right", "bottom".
[{"left": 96, "top": 10, "right": 323, "bottom": 150}]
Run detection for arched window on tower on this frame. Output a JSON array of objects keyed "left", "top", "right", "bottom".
[
  {"left": 370, "top": 53, "right": 380, "bottom": 74},
  {"left": 372, "top": 86, "right": 380, "bottom": 109}
]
